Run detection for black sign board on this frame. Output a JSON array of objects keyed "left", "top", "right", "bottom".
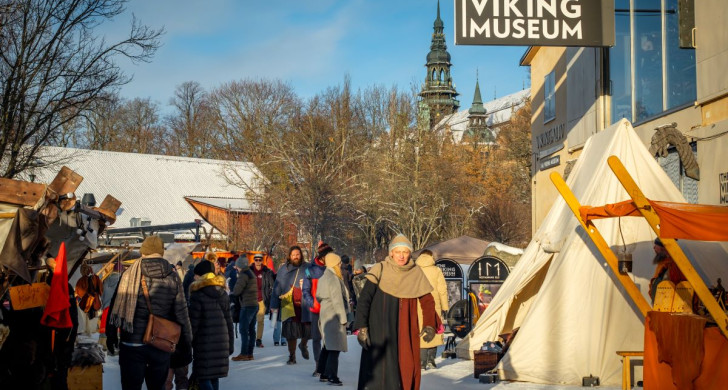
[
  {"left": 468, "top": 256, "right": 510, "bottom": 282},
  {"left": 539, "top": 154, "right": 560, "bottom": 171},
  {"left": 436, "top": 258, "right": 464, "bottom": 279},
  {"left": 454, "top": 0, "right": 615, "bottom": 47}
]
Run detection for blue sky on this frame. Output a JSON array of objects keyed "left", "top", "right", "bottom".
[{"left": 105, "top": 0, "right": 529, "bottom": 111}]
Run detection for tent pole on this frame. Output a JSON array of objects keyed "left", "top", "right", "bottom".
[
  {"left": 550, "top": 172, "right": 651, "bottom": 318},
  {"left": 608, "top": 155, "right": 728, "bottom": 339}
]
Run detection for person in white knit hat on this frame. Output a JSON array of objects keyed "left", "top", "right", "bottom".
[{"left": 354, "top": 234, "right": 439, "bottom": 390}]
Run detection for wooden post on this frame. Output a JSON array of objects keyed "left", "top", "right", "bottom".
[
  {"left": 608, "top": 155, "right": 728, "bottom": 339},
  {"left": 550, "top": 172, "right": 652, "bottom": 318}
]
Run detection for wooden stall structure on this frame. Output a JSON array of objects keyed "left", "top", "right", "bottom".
[{"left": 551, "top": 156, "right": 728, "bottom": 390}]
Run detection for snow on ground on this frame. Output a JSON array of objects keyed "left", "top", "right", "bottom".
[{"left": 102, "top": 323, "right": 621, "bottom": 389}]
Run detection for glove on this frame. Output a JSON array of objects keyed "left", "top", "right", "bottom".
[
  {"left": 106, "top": 330, "right": 118, "bottom": 355},
  {"left": 420, "top": 326, "right": 436, "bottom": 343},
  {"left": 357, "top": 327, "right": 371, "bottom": 350}
]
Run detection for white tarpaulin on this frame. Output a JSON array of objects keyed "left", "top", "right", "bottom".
[{"left": 455, "top": 119, "right": 728, "bottom": 386}]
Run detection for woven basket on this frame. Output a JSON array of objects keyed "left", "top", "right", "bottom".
[{"left": 473, "top": 351, "right": 499, "bottom": 378}]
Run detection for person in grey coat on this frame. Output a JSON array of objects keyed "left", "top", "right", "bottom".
[{"left": 314, "top": 252, "right": 350, "bottom": 386}]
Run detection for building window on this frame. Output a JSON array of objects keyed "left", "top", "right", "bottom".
[
  {"left": 544, "top": 71, "right": 556, "bottom": 123},
  {"left": 610, "top": 0, "right": 696, "bottom": 124}
]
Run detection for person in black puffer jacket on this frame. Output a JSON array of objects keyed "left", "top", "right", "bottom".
[
  {"left": 106, "top": 236, "right": 193, "bottom": 390},
  {"left": 189, "top": 260, "right": 234, "bottom": 390},
  {"left": 230, "top": 257, "right": 259, "bottom": 361}
]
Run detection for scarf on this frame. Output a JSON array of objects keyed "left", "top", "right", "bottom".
[
  {"left": 109, "top": 256, "right": 148, "bottom": 333},
  {"left": 365, "top": 256, "right": 433, "bottom": 298}
]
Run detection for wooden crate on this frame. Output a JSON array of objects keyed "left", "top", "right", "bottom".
[
  {"left": 68, "top": 364, "right": 103, "bottom": 390},
  {"left": 473, "top": 350, "right": 499, "bottom": 378}
]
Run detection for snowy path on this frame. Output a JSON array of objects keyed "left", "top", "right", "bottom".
[{"left": 102, "top": 323, "right": 620, "bottom": 389}]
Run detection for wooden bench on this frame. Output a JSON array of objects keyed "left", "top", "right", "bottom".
[{"left": 616, "top": 351, "right": 644, "bottom": 390}]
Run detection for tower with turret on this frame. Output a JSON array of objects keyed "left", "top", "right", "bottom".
[{"left": 419, "top": 1, "right": 459, "bottom": 129}]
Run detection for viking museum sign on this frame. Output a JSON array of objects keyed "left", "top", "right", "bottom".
[{"left": 454, "top": 0, "right": 615, "bottom": 47}]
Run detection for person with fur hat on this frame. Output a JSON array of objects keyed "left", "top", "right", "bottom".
[
  {"left": 415, "top": 250, "right": 449, "bottom": 370},
  {"left": 314, "top": 252, "right": 351, "bottom": 386},
  {"left": 230, "top": 254, "right": 259, "bottom": 361},
  {"left": 106, "top": 235, "right": 193, "bottom": 390},
  {"left": 188, "top": 260, "right": 234, "bottom": 390},
  {"left": 354, "top": 234, "right": 438, "bottom": 390}
]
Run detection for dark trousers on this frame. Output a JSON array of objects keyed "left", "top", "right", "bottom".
[
  {"left": 239, "top": 305, "right": 258, "bottom": 355},
  {"left": 310, "top": 313, "right": 322, "bottom": 362},
  {"left": 198, "top": 378, "right": 220, "bottom": 390},
  {"left": 316, "top": 346, "right": 340, "bottom": 379},
  {"left": 119, "top": 344, "right": 171, "bottom": 390}
]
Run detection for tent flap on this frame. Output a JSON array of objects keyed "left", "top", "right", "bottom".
[{"left": 580, "top": 200, "right": 728, "bottom": 241}]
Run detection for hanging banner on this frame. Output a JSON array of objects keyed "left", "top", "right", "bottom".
[{"left": 454, "top": 0, "right": 615, "bottom": 47}]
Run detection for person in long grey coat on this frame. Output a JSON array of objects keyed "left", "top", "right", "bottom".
[{"left": 314, "top": 252, "right": 350, "bottom": 386}]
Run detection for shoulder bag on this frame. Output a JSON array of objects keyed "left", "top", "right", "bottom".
[
  {"left": 141, "top": 278, "right": 182, "bottom": 353},
  {"left": 279, "top": 268, "right": 300, "bottom": 322}
]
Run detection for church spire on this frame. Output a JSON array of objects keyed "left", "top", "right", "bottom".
[
  {"left": 469, "top": 75, "right": 486, "bottom": 115},
  {"left": 419, "top": 0, "right": 459, "bottom": 129}
]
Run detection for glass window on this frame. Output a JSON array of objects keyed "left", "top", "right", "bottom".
[
  {"left": 544, "top": 71, "right": 555, "bottom": 123},
  {"left": 609, "top": 0, "right": 696, "bottom": 124},
  {"left": 611, "top": 0, "right": 632, "bottom": 122}
]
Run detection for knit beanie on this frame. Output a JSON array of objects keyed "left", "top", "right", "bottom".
[
  {"left": 317, "top": 241, "right": 333, "bottom": 257},
  {"left": 324, "top": 252, "right": 341, "bottom": 268},
  {"left": 388, "top": 234, "right": 413, "bottom": 252},
  {"left": 194, "top": 260, "right": 214, "bottom": 276},
  {"left": 235, "top": 256, "right": 246, "bottom": 269},
  {"left": 140, "top": 236, "right": 164, "bottom": 256}
]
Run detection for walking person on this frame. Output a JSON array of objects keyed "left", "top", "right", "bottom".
[
  {"left": 106, "top": 236, "right": 193, "bottom": 390},
  {"left": 270, "top": 245, "right": 311, "bottom": 365},
  {"left": 415, "top": 250, "right": 449, "bottom": 370},
  {"left": 303, "top": 242, "right": 330, "bottom": 371},
  {"left": 251, "top": 253, "right": 274, "bottom": 348},
  {"left": 355, "top": 234, "right": 438, "bottom": 390},
  {"left": 188, "top": 260, "right": 234, "bottom": 390},
  {"left": 314, "top": 252, "right": 351, "bottom": 386},
  {"left": 230, "top": 256, "right": 259, "bottom": 361}
]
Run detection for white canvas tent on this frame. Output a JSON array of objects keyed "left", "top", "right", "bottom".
[{"left": 456, "top": 119, "right": 728, "bottom": 386}]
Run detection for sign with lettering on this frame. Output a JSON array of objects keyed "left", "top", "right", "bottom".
[
  {"left": 454, "top": 0, "right": 615, "bottom": 47},
  {"left": 436, "top": 258, "right": 464, "bottom": 279},
  {"left": 468, "top": 256, "right": 510, "bottom": 282},
  {"left": 9, "top": 283, "right": 50, "bottom": 310},
  {"left": 536, "top": 122, "right": 565, "bottom": 149},
  {"left": 720, "top": 172, "right": 728, "bottom": 205},
  {"left": 540, "top": 155, "right": 560, "bottom": 170}
]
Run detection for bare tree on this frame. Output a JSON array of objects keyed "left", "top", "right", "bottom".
[
  {"left": 167, "top": 81, "right": 218, "bottom": 158},
  {"left": 0, "top": 0, "right": 162, "bottom": 178}
]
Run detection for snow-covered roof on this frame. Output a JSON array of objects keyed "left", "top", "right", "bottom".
[
  {"left": 185, "top": 196, "right": 254, "bottom": 213},
  {"left": 28, "top": 147, "right": 264, "bottom": 229},
  {"left": 435, "top": 89, "right": 530, "bottom": 143}
]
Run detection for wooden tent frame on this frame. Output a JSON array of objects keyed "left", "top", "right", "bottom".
[{"left": 550, "top": 155, "right": 728, "bottom": 340}]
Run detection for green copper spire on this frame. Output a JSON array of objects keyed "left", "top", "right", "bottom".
[
  {"left": 419, "top": 0, "right": 459, "bottom": 129},
  {"left": 469, "top": 76, "right": 486, "bottom": 115}
]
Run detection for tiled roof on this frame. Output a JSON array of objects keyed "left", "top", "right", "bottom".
[{"left": 29, "top": 147, "right": 264, "bottom": 229}]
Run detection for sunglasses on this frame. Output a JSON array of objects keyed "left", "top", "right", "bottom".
[{"left": 254, "top": 258, "right": 263, "bottom": 261}]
